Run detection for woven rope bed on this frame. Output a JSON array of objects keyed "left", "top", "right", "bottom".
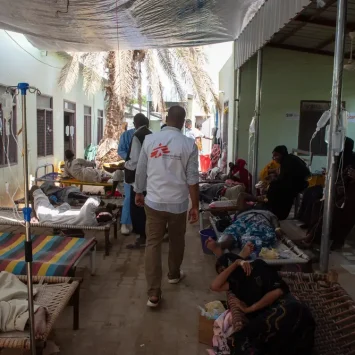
[
  {"left": 228, "top": 272, "right": 355, "bottom": 355},
  {"left": 0, "top": 207, "right": 119, "bottom": 255},
  {"left": 0, "top": 275, "right": 80, "bottom": 352}
]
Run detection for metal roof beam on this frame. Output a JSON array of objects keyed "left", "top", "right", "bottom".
[
  {"left": 268, "top": 43, "right": 335, "bottom": 56},
  {"left": 276, "top": 0, "right": 338, "bottom": 44}
]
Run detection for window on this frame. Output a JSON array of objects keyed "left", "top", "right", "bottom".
[
  {"left": 84, "top": 106, "right": 92, "bottom": 148},
  {"left": 37, "top": 95, "right": 53, "bottom": 157},
  {"left": 0, "top": 86, "right": 17, "bottom": 167},
  {"left": 298, "top": 100, "right": 345, "bottom": 156},
  {"left": 97, "top": 109, "right": 104, "bottom": 143}
]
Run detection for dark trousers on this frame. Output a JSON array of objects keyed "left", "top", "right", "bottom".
[{"left": 130, "top": 186, "right": 146, "bottom": 240}]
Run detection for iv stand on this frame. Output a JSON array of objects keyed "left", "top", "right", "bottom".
[{"left": 17, "top": 83, "right": 37, "bottom": 355}]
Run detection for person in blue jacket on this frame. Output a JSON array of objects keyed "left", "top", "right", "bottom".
[{"left": 118, "top": 123, "right": 135, "bottom": 235}]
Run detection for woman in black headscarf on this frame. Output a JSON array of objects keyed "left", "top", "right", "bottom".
[
  {"left": 300, "top": 137, "right": 355, "bottom": 249},
  {"left": 266, "top": 146, "right": 310, "bottom": 220},
  {"left": 211, "top": 253, "right": 315, "bottom": 355}
]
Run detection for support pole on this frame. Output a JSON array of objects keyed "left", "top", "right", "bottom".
[
  {"left": 18, "top": 83, "right": 36, "bottom": 355},
  {"left": 252, "top": 50, "right": 263, "bottom": 195},
  {"left": 233, "top": 68, "right": 241, "bottom": 161},
  {"left": 320, "top": 0, "right": 348, "bottom": 273}
]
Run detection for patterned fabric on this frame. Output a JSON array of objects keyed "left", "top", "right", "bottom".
[
  {"left": 227, "top": 292, "right": 247, "bottom": 332},
  {"left": 220, "top": 211, "right": 276, "bottom": 249},
  {"left": 207, "top": 310, "right": 235, "bottom": 355},
  {"left": 0, "top": 232, "right": 95, "bottom": 276},
  {"left": 230, "top": 294, "right": 315, "bottom": 355}
]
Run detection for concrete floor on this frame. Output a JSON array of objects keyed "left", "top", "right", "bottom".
[
  {"left": 52, "top": 218, "right": 217, "bottom": 355},
  {"left": 2, "top": 208, "right": 355, "bottom": 354}
]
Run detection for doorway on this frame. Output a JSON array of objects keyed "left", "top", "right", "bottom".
[{"left": 63, "top": 101, "right": 76, "bottom": 156}]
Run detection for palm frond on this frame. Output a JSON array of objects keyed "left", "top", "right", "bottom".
[
  {"left": 58, "top": 52, "right": 82, "bottom": 93},
  {"left": 145, "top": 50, "right": 166, "bottom": 114},
  {"left": 156, "top": 48, "right": 186, "bottom": 102},
  {"left": 82, "top": 52, "right": 107, "bottom": 97},
  {"left": 112, "top": 50, "right": 136, "bottom": 106},
  {"left": 170, "top": 47, "right": 215, "bottom": 114}
]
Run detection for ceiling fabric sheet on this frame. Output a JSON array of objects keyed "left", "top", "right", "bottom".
[{"left": 0, "top": 0, "right": 265, "bottom": 51}]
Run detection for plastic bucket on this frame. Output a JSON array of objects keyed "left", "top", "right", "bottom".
[
  {"left": 199, "top": 228, "right": 217, "bottom": 255},
  {"left": 200, "top": 155, "right": 211, "bottom": 173}
]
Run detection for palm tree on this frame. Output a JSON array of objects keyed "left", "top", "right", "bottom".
[{"left": 58, "top": 47, "right": 220, "bottom": 161}]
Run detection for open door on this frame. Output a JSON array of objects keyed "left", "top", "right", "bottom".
[{"left": 64, "top": 101, "right": 76, "bottom": 156}]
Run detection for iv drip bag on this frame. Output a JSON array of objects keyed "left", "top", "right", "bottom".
[
  {"left": 1, "top": 92, "right": 13, "bottom": 121},
  {"left": 249, "top": 117, "right": 256, "bottom": 135}
]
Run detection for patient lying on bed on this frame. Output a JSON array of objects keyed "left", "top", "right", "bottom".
[
  {"left": 40, "top": 181, "right": 89, "bottom": 205},
  {"left": 30, "top": 186, "right": 116, "bottom": 226},
  {"left": 0, "top": 271, "right": 46, "bottom": 338},
  {"left": 206, "top": 209, "right": 283, "bottom": 257},
  {"left": 63, "top": 149, "right": 122, "bottom": 184}
]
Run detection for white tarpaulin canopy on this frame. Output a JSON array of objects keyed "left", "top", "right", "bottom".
[{"left": 0, "top": 0, "right": 265, "bottom": 51}]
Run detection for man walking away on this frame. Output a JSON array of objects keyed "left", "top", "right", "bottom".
[
  {"left": 135, "top": 106, "right": 199, "bottom": 307},
  {"left": 125, "top": 114, "right": 151, "bottom": 249},
  {"left": 117, "top": 122, "right": 135, "bottom": 235}
]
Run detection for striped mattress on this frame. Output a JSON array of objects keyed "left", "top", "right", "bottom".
[{"left": 0, "top": 232, "right": 96, "bottom": 276}]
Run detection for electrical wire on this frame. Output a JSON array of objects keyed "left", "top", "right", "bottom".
[{"left": 4, "top": 31, "right": 62, "bottom": 70}]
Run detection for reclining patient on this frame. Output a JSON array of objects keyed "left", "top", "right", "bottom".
[
  {"left": 30, "top": 186, "right": 116, "bottom": 226},
  {"left": 40, "top": 181, "right": 89, "bottom": 205},
  {"left": 210, "top": 250, "right": 315, "bottom": 355},
  {"left": 0, "top": 271, "right": 46, "bottom": 338},
  {"left": 63, "top": 149, "right": 122, "bottom": 184},
  {"left": 206, "top": 208, "right": 281, "bottom": 257}
]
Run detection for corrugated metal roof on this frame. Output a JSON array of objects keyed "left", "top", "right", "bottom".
[
  {"left": 235, "top": 0, "right": 355, "bottom": 69},
  {"left": 235, "top": 0, "right": 312, "bottom": 69}
]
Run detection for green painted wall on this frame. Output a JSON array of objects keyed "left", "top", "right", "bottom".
[{"left": 224, "top": 47, "right": 355, "bottom": 174}]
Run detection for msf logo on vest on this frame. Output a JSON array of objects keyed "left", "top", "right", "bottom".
[{"left": 151, "top": 143, "right": 170, "bottom": 158}]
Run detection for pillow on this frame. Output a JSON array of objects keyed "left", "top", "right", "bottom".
[{"left": 227, "top": 291, "right": 247, "bottom": 331}]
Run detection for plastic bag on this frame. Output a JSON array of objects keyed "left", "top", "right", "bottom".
[{"left": 198, "top": 301, "right": 226, "bottom": 320}]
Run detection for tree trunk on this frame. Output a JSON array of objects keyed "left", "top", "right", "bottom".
[{"left": 96, "top": 51, "right": 126, "bottom": 163}]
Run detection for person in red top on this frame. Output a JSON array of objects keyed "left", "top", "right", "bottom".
[{"left": 229, "top": 159, "right": 252, "bottom": 193}]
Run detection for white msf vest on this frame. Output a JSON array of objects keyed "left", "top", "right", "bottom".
[{"left": 144, "top": 128, "right": 195, "bottom": 204}]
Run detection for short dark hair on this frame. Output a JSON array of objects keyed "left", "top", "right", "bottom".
[
  {"left": 167, "top": 106, "right": 186, "bottom": 130},
  {"left": 133, "top": 113, "right": 148, "bottom": 128},
  {"left": 161, "top": 124, "right": 167, "bottom": 130},
  {"left": 65, "top": 149, "right": 74, "bottom": 160}
]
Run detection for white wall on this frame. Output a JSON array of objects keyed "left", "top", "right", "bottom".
[
  {"left": 0, "top": 31, "right": 105, "bottom": 205},
  {"left": 219, "top": 49, "right": 235, "bottom": 163},
  {"left": 219, "top": 47, "right": 355, "bottom": 176}
]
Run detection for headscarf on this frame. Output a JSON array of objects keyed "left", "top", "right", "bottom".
[
  {"left": 273, "top": 145, "right": 288, "bottom": 156},
  {"left": 231, "top": 159, "right": 252, "bottom": 192},
  {"left": 341, "top": 137, "right": 355, "bottom": 169}
]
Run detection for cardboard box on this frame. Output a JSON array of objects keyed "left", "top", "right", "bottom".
[{"left": 198, "top": 314, "right": 214, "bottom": 346}]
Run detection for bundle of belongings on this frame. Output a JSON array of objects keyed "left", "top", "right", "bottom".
[{"left": 0, "top": 271, "right": 47, "bottom": 338}]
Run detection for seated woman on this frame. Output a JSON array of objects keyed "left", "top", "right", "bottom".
[
  {"left": 210, "top": 252, "right": 315, "bottom": 355},
  {"left": 206, "top": 207, "right": 281, "bottom": 257},
  {"left": 63, "top": 149, "right": 111, "bottom": 183},
  {"left": 228, "top": 159, "right": 252, "bottom": 193},
  {"left": 298, "top": 137, "right": 355, "bottom": 249},
  {"left": 266, "top": 146, "right": 310, "bottom": 220}
]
